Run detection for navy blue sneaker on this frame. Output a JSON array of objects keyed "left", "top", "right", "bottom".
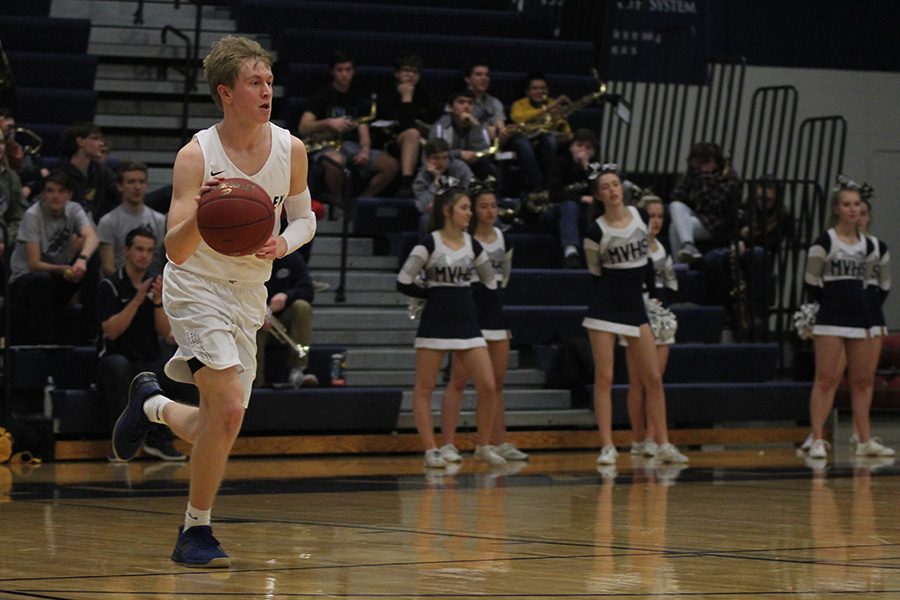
[
  {"left": 172, "top": 526, "right": 231, "bottom": 568},
  {"left": 111, "top": 371, "right": 161, "bottom": 461}
]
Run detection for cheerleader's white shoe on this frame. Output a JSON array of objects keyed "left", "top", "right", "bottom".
[{"left": 855, "top": 438, "right": 896, "bottom": 457}]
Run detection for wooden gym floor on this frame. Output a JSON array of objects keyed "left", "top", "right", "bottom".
[{"left": 1, "top": 446, "right": 899, "bottom": 599}]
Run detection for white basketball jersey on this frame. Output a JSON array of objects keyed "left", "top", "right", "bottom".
[{"left": 172, "top": 122, "right": 292, "bottom": 283}]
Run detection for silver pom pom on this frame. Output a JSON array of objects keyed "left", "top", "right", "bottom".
[
  {"left": 645, "top": 297, "right": 678, "bottom": 344},
  {"left": 408, "top": 297, "right": 426, "bottom": 320},
  {"left": 792, "top": 302, "right": 819, "bottom": 340}
]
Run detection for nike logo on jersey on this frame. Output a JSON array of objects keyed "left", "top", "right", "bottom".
[{"left": 210, "top": 169, "right": 226, "bottom": 176}]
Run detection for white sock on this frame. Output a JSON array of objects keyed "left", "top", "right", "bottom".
[
  {"left": 143, "top": 394, "right": 174, "bottom": 425},
  {"left": 184, "top": 502, "right": 211, "bottom": 530},
  {"left": 564, "top": 245, "right": 578, "bottom": 257}
]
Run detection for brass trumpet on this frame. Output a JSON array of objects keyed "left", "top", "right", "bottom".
[
  {"left": 265, "top": 309, "right": 308, "bottom": 359},
  {"left": 304, "top": 94, "right": 377, "bottom": 154},
  {"left": 13, "top": 126, "right": 42, "bottom": 156}
]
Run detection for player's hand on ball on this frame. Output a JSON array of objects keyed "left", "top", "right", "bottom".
[
  {"left": 254, "top": 235, "right": 284, "bottom": 260},
  {"left": 195, "top": 177, "right": 225, "bottom": 204}
]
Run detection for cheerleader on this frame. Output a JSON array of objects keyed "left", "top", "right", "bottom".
[
  {"left": 583, "top": 166, "right": 688, "bottom": 465},
  {"left": 397, "top": 189, "right": 506, "bottom": 468},
  {"left": 626, "top": 194, "right": 678, "bottom": 458},
  {"left": 439, "top": 183, "right": 528, "bottom": 464},
  {"left": 803, "top": 181, "right": 892, "bottom": 459}
]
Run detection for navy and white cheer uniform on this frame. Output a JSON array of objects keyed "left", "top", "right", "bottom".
[
  {"left": 864, "top": 234, "right": 890, "bottom": 337},
  {"left": 472, "top": 227, "right": 512, "bottom": 341},
  {"left": 582, "top": 206, "right": 658, "bottom": 338},
  {"left": 650, "top": 242, "right": 678, "bottom": 305},
  {"left": 397, "top": 231, "right": 496, "bottom": 350},
  {"left": 804, "top": 228, "right": 874, "bottom": 338}
]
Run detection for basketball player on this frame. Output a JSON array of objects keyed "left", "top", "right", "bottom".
[
  {"left": 111, "top": 36, "right": 315, "bottom": 567},
  {"left": 438, "top": 184, "right": 528, "bottom": 464},
  {"left": 802, "top": 184, "right": 893, "bottom": 460},
  {"left": 626, "top": 195, "right": 678, "bottom": 459},
  {"left": 397, "top": 188, "right": 505, "bottom": 468},
  {"left": 583, "top": 166, "right": 687, "bottom": 466}
]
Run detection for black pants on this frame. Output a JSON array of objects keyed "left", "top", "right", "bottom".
[{"left": 10, "top": 271, "right": 81, "bottom": 344}]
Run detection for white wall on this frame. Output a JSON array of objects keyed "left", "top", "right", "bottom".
[{"left": 741, "top": 66, "right": 900, "bottom": 329}]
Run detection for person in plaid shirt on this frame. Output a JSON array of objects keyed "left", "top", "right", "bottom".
[{"left": 667, "top": 142, "right": 742, "bottom": 264}]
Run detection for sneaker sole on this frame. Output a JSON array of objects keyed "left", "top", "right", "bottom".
[
  {"left": 172, "top": 555, "right": 231, "bottom": 568},
  {"left": 143, "top": 445, "right": 187, "bottom": 462}
]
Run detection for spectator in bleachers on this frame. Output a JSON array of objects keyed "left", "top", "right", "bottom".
[
  {"left": 0, "top": 107, "right": 47, "bottom": 202},
  {"left": 439, "top": 182, "right": 528, "bottom": 464},
  {"left": 8, "top": 169, "right": 99, "bottom": 344},
  {"left": 583, "top": 165, "right": 688, "bottom": 466},
  {"left": 413, "top": 138, "right": 472, "bottom": 233},
  {"left": 376, "top": 53, "right": 440, "bottom": 197},
  {"left": 667, "top": 142, "right": 741, "bottom": 264},
  {"left": 0, "top": 130, "right": 28, "bottom": 256},
  {"left": 704, "top": 175, "right": 785, "bottom": 339},
  {"left": 541, "top": 127, "right": 600, "bottom": 268},
  {"left": 428, "top": 89, "right": 499, "bottom": 185},
  {"left": 464, "top": 60, "right": 505, "bottom": 142},
  {"left": 397, "top": 188, "right": 504, "bottom": 469},
  {"left": 299, "top": 51, "right": 399, "bottom": 205},
  {"left": 254, "top": 252, "right": 318, "bottom": 388},
  {"left": 802, "top": 181, "right": 893, "bottom": 461},
  {"left": 57, "top": 121, "right": 120, "bottom": 224},
  {"left": 509, "top": 71, "right": 570, "bottom": 193},
  {"left": 96, "top": 227, "right": 186, "bottom": 461},
  {"left": 97, "top": 161, "right": 167, "bottom": 276}
]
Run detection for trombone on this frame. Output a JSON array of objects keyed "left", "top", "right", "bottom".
[{"left": 265, "top": 308, "right": 308, "bottom": 359}]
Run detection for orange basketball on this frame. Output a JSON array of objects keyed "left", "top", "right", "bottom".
[{"left": 197, "top": 178, "right": 275, "bottom": 256}]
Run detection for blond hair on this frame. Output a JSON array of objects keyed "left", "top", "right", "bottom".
[
  {"left": 203, "top": 36, "right": 273, "bottom": 110},
  {"left": 637, "top": 193, "right": 663, "bottom": 211}
]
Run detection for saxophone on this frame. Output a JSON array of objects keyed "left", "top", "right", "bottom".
[
  {"left": 304, "top": 94, "right": 377, "bottom": 154},
  {"left": 724, "top": 153, "right": 752, "bottom": 340}
]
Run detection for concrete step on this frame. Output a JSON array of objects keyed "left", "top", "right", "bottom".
[
  {"left": 396, "top": 408, "right": 594, "bottom": 430},
  {"left": 97, "top": 98, "right": 222, "bottom": 118},
  {"left": 52, "top": 0, "right": 231, "bottom": 26},
  {"left": 307, "top": 254, "right": 398, "bottom": 271},
  {"left": 313, "top": 329, "right": 416, "bottom": 346},
  {"left": 344, "top": 347, "right": 520, "bottom": 370},
  {"left": 401, "top": 388, "right": 572, "bottom": 412},
  {"left": 347, "top": 368, "right": 545, "bottom": 387},
  {"left": 109, "top": 149, "right": 178, "bottom": 166},
  {"left": 315, "top": 290, "right": 405, "bottom": 307},
  {"left": 310, "top": 236, "right": 374, "bottom": 255},
  {"left": 89, "top": 25, "right": 258, "bottom": 50},
  {"left": 96, "top": 113, "right": 220, "bottom": 131},
  {"left": 87, "top": 39, "right": 275, "bottom": 61},
  {"left": 315, "top": 308, "right": 415, "bottom": 331},
  {"left": 106, "top": 132, "right": 183, "bottom": 151},
  {"left": 309, "top": 270, "right": 397, "bottom": 292}
]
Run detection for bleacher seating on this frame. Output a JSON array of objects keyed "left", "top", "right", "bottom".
[
  {"left": 237, "top": 1, "right": 548, "bottom": 39},
  {"left": 0, "top": 14, "right": 97, "bottom": 158},
  {"left": 276, "top": 29, "right": 593, "bottom": 75},
  {"left": 9, "top": 343, "right": 414, "bottom": 438},
  {"left": 52, "top": 386, "right": 403, "bottom": 435}
]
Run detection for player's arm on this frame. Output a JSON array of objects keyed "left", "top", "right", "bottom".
[
  {"left": 265, "top": 136, "right": 316, "bottom": 259},
  {"left": 165, "top": 140, "right": 206, "bottom": 265}
]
